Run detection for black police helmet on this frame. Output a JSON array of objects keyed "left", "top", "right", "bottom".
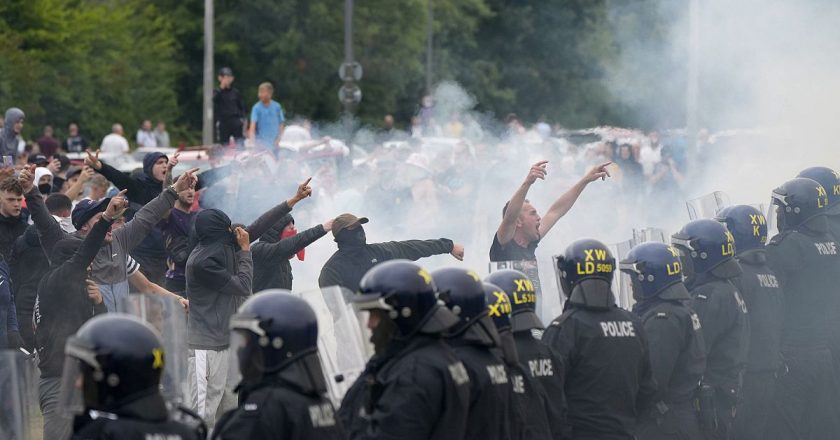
[
  {"left": 671, "top": 219, "right": 741, "bottom": 285},
  {"left": 65, "top": 314, "right": 164, "bottom": 410},
  {"left": 556, "top": 238, "right": 616, "bottom": 308},
  {"left": 485, "top": 269, "right": 543, "bottom": 331},
  {"left": 354, "top": 260, "right": 457, "bottom": 338},
  {"left": 483, "top": 282, "right": 512, "bottom": 333},
  {"left": 715, "top": 205, "right": 768, "bottom": 254},
  {"left": 433, "top": 267, "right": 501, "bottom": 347},
  {"left": 771, "top": 177, "right": 829, "bottom": 231},
  {"left": 797, "top": 167, "right": 840, "bottom": 214},
  {"left": 620, "top": 242, "right": 691, "bottom": 301}
]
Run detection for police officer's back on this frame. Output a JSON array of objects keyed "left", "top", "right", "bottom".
[
  {"left": 61, "top": 314, "right": 205, "bottom": 440},
  {"left": 338, "top": 260, "right": 470, "bottom": 440},
  {"left": 433, "top": 268, "right": 511, "bottom": 440},
  {"left": 212, "top": 291, "right": 343, "bottom": 439},
  {"left": 543, "top": 238, "right": 656, "bottom": 440},
  {"left": 620, "top": 242, "right": 706, "bottom": 440},
  {"left": 483, "top": 282, "right": 552, "bottom": 440},
  {"left": 486, "top": 269, "right": 566, "bottom": 438},
  {"left": 716, "top": 205, "right": 784, "bottom": 439},
  {"left": 763, "top": 177, "right": 840, "bottom": 439}
]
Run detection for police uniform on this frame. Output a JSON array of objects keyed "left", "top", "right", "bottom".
[
  {"left": 73, "top": 393, "right": 204, "bottom": 440},
  {"left": 544, "top": 239, "right": 657, "bottom": 440},
  {"left": 486, "top": 269, "right": 566, "bottom": 439},
  {"left": 340, "top": 260, "right": 471, "bottom": 440}
]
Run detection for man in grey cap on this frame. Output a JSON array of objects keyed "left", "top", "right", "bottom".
[
  {"left": 213, "top": 66, "right": 245, "bottom": 146},
  {"left": 318, "top": 213, "right": 465, "bottom": 291},
  {"left": 0, "top": 108, "right": 25, "bottom": 157}
]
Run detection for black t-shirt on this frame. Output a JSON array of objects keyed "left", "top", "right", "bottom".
[
  {"left": 213, "top": 87, "right": 244, "bottom": 122},
  {"left": 489, "top": 233, "right": 538, "bottom": 262},
  {"left": 63, "top": 136, "right": 88, "bottom": 153}
]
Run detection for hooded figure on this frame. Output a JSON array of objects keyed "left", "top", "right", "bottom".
[
  {"left": 0, "top": 108, "right": 24, "bottom": 157},
  {"left": 34, "top": 167, "right": 54, "bottom": 195},
  {"left": 252, "top": 214, "right": 328, "bottom": 291}
]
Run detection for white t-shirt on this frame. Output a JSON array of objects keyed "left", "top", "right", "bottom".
[
  {"left": 136, "top": 129, "right": 157, "bottom": 148},
  {"left": 100, "top": 133, "right": 130, "bottom": 154}
]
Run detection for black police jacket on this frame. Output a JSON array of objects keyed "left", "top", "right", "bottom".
[
  {"left": 767, "top": 219, "right": 840, "bottom": 350},
  {"left": 338, "top": 335, "right": 470, "bottom": 440},
  {"left": 212, "top": 380, "right": 343, "bottom": 440},
  {"left": 731, "top": 251, "right": 784, "bottom": 373},
  {"left": 513, "top": 329, "right": 566, "bottom": 439},
  {"left": 449, "top": 339, "right": 512, "bottom": 440},
  {"left": 688, "top": 277, "right": 749, "bottom": 390},
  {"left": 543, "top": 304, "right": 656, "bottom": 439},
  {"left": 72, "top": 392, "right": 204, "bottom": 440},
  {"left": 634, "top": 299, "right": 706, "bottom": 405},
  {"left": 501, "top": 354, "right": 552, "bottom": 440}
]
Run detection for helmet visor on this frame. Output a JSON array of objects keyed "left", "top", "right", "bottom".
[
  {"left": 58, "top": 356, "right": 86, "bottom": 417},
  {"left": 229, "top": 329, "right": 260, "bottom": 389}
]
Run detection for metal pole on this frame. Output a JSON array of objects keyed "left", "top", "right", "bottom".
[
  {"left": 343, "top": 0, "right": 354, "bottom": 154},
  {"left": 426, "top": 0, "right": 434, "bottom": 94},
  {"left": 686, "top": 0, "right": 699, "bottom": 159},
  {"left": 202, "top": 0, "right": 214, "bottom": 146}
]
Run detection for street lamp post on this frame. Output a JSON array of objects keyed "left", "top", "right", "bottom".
[{"left": 202, "top": 0, "right": 214, "bottom": 147}]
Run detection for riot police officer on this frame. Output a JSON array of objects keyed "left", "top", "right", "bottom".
[
  {"left": 763, "top": 177, "right": 840, "bottom": 440},
  {"left": 543, "top": 238, "right": 656, "bottom": 439},
  {"left": 483, "top": 282, "right": 552, "bottom": 440},
  {"left": 715, "top": 205, "right": 784, "bottom": 439},
  {"left": 433, "top": 267, "right": 511, "bottom": 440},
  {"left": 620, "top": 242, "right": 706, "bottom": 440},
  {"left": 212, "top": 291, "right": 344, "bottom": 439},
  {"left": 671, "top": 219, "right": 749, "bottom": 439},
  {"left": 60, "top": 314, "right": 205, "bottom": 439},
  {"left": 338, "top": 260, "right": 470, "bottom": 440},
  {"left": 797, "top": 166, "right": 840, "bottom": 240},
  {"left": 486, "top": 269, "right": 566, "bottom": 438}
]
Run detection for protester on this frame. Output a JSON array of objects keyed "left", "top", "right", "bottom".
[
  {"left": 318, "top": 213, "right": 465, "bottom": 291},
  {"left": 0, "top": 108, "right": 25, "bottom": 157},
  {"left": 62, "top": 122, "right": 89, "bottom": 153},
  {"left": 159, "top": 185, "right": 196, "bottom": 295},
  {"left": 186, "top": 177, "right": 312, "bottom": 430},
  {"left": 154, "top": 120, "right": 171, "bottom": 148},
  {"left": 252, "top": 215, "right": 332, "bottom": 291},
  {"left": 36, "top": 125, "right": 60, "bottom": 158},
  {"left": 100, "top": 123, "right": 130, "bottom": 154},
  {"left": 34, "top": 192, "right": 126, "bottom": 440},
  {"left": 0, "top": 177, "right": 30, "bottom": 262},
  {"left": 137, "top": 119, "right": 158, "bottom": 148},
  {"left": 49, "top": 154, "right": 71, "bottom": 194},
  {"left": 0, "top": 255, "right": 18, "bottom": 350},
  {"left": 214, "top": 67, "right": 246, "bottom": 145},
  {"left": 248, "top": 82, "right": 285, "bottom": 150},
  {"left": 34, "top": 166, "right": 53, "bottom": 195}
]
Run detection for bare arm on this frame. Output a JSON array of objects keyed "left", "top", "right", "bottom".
[
  {"left": 128, "top": 270, "right": 189, "bottom": 309},
  {"left": 538, "top": 162, "right": 611, "bottom": 238},
  {"left": 247, "top": 121, "right": 256, "bottom": 142},
  {"left": 497, "top": 161, "right": 546, "bottom": 245},
  {"left": 63, "top": 166, "right": 94, "bottom": 201}
]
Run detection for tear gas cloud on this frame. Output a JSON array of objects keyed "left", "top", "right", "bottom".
[{"left": 202, "top": 0, "right": 840, "bottom": 318}]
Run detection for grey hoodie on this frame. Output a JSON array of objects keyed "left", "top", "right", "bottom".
[{"left": 0, "top": 108, "right": 24, "bottom": 157}]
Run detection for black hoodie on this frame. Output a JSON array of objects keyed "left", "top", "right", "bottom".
[
  {"left": 252, "top": 215, "right": 326, "bottom": 291},
  {"left": 9, "top": 225, "right": 49, "bottom": 349}
]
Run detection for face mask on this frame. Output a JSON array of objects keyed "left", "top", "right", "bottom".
[
  {"left": 39, "top": 183, "right": 52, "bottom": 194},
  {"left": 280, "top": 226, "right": 305, "bottom": 261},
  {"left": 336, "top": 225, "right": 367, "bottom": 247}
]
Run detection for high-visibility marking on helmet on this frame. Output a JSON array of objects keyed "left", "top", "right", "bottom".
[
  {"left": 152, "top": 348, "right": 164, "bottom": 369},
  {"left": 417, "top": 269, "right": 432, "bottom": 284}
]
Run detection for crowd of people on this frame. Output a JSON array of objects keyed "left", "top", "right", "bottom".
[{"left": 1, "top": 73, "right": 839, "bottom": 440}]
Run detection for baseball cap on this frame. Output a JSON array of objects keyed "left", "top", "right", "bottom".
[
  {"left": 218, "top": 67, "right": 234, "bottom": 77},
  {"left": 28, "top": 154, "right": 48, "bottom": 167},
  {"left": 332, "top": 213, "right": 369, "bottom": 237},
  {"left": 72, "top": 198, "right": 111, "bottom": 230}
]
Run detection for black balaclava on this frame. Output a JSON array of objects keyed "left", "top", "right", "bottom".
[{"left": 335, "top": 225, "right": 367, "bottom": 247}]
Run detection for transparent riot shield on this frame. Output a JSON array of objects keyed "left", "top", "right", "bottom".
[
  {"left": 0, "top": 350, "right": 36, "bottom": 440},
  {"left": 632, "top": 227, "right": 668, "bottom": 244},
  {"left": 686, "top": 191, "right": 731, "bottom": 220},
  {"left": 610, "top": 239, "right": 637, "bottom": 311},
  {"left": 118, "top": 294, "right": 189, "bottom": 406},
  {"left": 296, "top": 287, "right": 370, "bottom": 406},
  {"left": 766, "top": 200, "right": 780, "bottom": 241},
  {"left": 488, "top": 260, "right": 553, "bottom": 323}
]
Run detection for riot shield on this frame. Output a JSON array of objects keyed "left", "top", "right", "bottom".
[
  {"left": 0, "top": 350, "right": 36, "bottom": 440},
  {"left": 118, "top": 294, "right": 189, "bottom": 406},
  {"left": 296, "top": 287, "right": 370, "bottom": 406},
  {"left": 488, "top": 260, "right": 554, "bottom": 323},
  {"left": 686, "top": 191, "right": 731, "bottom": 220},
  {"left": 632, "top": 227, "right": 668, "bottom": 244},
  {"left": 610, "top": 239, "right": 637, "bottom": 311}
]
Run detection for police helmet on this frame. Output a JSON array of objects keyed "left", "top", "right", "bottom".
[
  {"left": 483, "top": 282, "right": 512, "bottom": 333},
  {"left": 354, "top": 260, "right": 457, "bottom": 338},
  {"left": 620, "top": 242, "right": 691, "bottom": 301},
  {"left": 671, "top": 219, "right": 741, "bottom": 285},
  {"left": 62, "top": 314, "right": 164, "bottom": 412},
  {"left": 715, "top": 205, "right": 768, "bottom": 254},
  {"left": 433, "top": 267, "right": 502, "bottom": 347},
  {"left": 230, "top": 290, "right": 326, "bottom": 394},
  {"left": 555, "top": 238, "right": 616, "bottom": 308},
  {"left": 797, "top": 167, "right": 840, "bottom": 214},
  {"left": 771, "top": 177, "right": 829, "bottom": 231},
  {"left": 485, "top": 269, "right": 543, "bottom": 331}
]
